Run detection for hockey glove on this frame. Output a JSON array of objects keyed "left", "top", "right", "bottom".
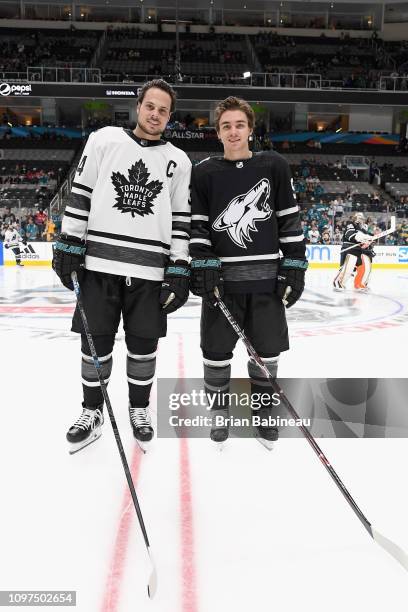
[
  {"left": 191, "top": 258, "right": 224, "bottom": 308},
  {"left": 276, "top": 258, "right": 308, "bottom": 308},
  {"left": 52, "top": 233, "right": 86, "bottom": 290},
  {"left": 160, "top": 261, "right": 190, "bottom": 314}
]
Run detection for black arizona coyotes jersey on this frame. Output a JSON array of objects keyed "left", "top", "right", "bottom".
[
  {"left": 190, "top": 151, "right": 305, "bottom": 292},
  {"left": 62, "top": 127, "right": 191, "bottom": 280}
]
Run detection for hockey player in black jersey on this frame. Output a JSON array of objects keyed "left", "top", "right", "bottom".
[
  {"left": 190, "top": 97, "right": 307, "bottom": 447},
  {"left": 333, "top": 212, "right": 374, "bottom": 291},
  {"left": 52, "top": 80, "right": 192, "bottom": 452}
]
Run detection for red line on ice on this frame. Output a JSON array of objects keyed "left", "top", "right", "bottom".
[
  {"left": 0, "top": 305, "right": 74, "bottom": 314},
  {"left": 178, "top": 333, "right": 198, "bottom": 612},
  {"left": 101, "top": 446, "right": 143, "bottom": 612}
]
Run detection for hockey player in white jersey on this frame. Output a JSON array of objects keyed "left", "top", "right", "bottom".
[
  {"left": 4, "top": 223, "right": 24, "bottom": 266},
  {"left": 190, "top": 97, "right": 307, "bottom": 447},
  {"left": 52, "top": 80, "right": 192, "bottom": 453}
]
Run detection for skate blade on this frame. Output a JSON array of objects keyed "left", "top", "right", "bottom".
[
  {"left": 68, "top": 428, "right": 102, "bottom": 454},
  {"left": 135, "top": 439, "right": 150, "bottom": 453},
  {"left": 211, "top": 439, "right": 227, "bottom": 451},
  {"left": 255, "top": 436, "right": 275, "bottom": 451}
]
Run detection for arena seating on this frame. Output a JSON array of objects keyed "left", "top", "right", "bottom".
[
  {"left": 0, "top": 28, "right": 100, "bottom": 80},
  {"left": 100, "top": 30, "right": 250, "bottom": 80}
]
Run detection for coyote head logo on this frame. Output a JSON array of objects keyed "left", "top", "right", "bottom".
[{"left": 213, "top": 179, "right": 271, "bottom": 248}]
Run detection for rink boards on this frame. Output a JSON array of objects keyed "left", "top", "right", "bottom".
[{"left": 1, "top": 242, "right": 408, "bottom": 268}]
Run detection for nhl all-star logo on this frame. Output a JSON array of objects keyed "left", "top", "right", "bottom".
[{"left": 111, "top": 159, "right": 163, "bottom": 218}]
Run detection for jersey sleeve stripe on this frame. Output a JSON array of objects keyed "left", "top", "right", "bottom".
[
  {"left": 172, "top": 228, "right": 190, "bottom": 237},
  {"left": 192, "top": 214, "right": 209, "bottom": 221},
  {"left": 72, "top": 181, "right": 93, "bottom": 194},
  {"left": 279, "top": 235, "right": 305, "bottom": 243},
  {"left": 172, "top": 221, "right": 191, "bottom": 235},
  {"left": 172, "top": 234, "right": 189, "bottom": 241},
  {"left": 64, "top": 205, "right": 89, "bottom": 218},
  {"left": 190, "top": 238, "right": 212, "bottom": 246},
  {"left": 172, "top": 211, "right": 191, "bottom": 218},
  {"left": 172, "top": 215, "right": 191, "bottom": 223},
  {"left": 67, "top": 193, "right": 91, "bottom": 212},
  {"left": 276, "top": 205, "right": 299, "bottom": 217},
  {"left": 64, "top": 209, "right": 89, "bottom": 221}
]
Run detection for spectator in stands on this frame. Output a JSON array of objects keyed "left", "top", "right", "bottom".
[
  {"left": 25, "top": 216, "right": 39, "bottom": 241},
  {"left": 2, "top": 207, "right": 16, "bottom": 225},
  {"left": 333, "top": 226, "right": 342, "bottom": 244},
  {"left": 335, "top": 198, "right": 344, "bottom": 217},
  {"left": 43, "top": 216, "right": 56, "bottom": 241},
  {"left": 308, "top": 221, "right": 320, "bottom": 244},
  {"left": 34, "top": 207, "right": 47, "bottom": 236},
  {"left": 321, "top": 229, "right": 331, "bottom": 245},
  {"left": 399, "top": 221, "right": 408, "bottom": 244}
]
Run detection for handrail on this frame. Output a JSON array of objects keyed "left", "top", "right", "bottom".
[
  {"left": 1, "top": 68, "right": 407, "bottom": 92},
  {"left": 26, "top": 66, "right": 101, "bottom": 83}
]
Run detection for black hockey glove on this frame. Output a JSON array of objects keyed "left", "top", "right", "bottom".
[
  {"left": 52, "top": 233, "right": 86, "bottom": 290},
  {"left": 276, "top": 258, "right": 308, "bottom": 308},
  {"left": 160, "top": 261, "right": 190, "bottom": 314},
  {"left": 190, "top": 257, "right": 224, "bottom": 308}
]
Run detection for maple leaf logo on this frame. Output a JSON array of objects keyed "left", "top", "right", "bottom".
[{"left": 111, "top": 159, "right": 163, "bottom": 218}]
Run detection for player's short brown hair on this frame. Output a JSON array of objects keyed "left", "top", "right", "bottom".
[
  {"left": 214, "top": 96, "right": 255, "bottom": 132},
  {"left": 137, "top": 79, "right": 177, "bottom": 113}
]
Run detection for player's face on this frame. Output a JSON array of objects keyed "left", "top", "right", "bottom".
[
  {"left": 136, "top": 88, "right": 171, "bottom": 139},
  {"left": 217, "top": 110, "right": 253, "bottom": 159}
]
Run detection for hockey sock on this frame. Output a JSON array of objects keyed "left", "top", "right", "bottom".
[
  {"left": 126, "top": 335, "right": 158, "bottom": 408},
  {"left": 203, "top": 352, "right": 232, "bottom": 442},
  {"left": 354, "top": 263, "right": 365, "bottom": 288},
  {"left": 248, "top": 354, "right": 280, "bottom": 424},
  {"left": 81, "top": 334, "right": 114, "bottom": 407},
  {"left": 203, "top": 351, "right": 232, "bottom": 408}
]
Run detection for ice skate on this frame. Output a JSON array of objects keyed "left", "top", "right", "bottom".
[
  {"left": 210, "top": 407, "right": 229, "bottom": 450},
  {"left": 66, "top": 405, "right": 104, "bottom": 454},
  {"left": 129, "top": 404, "right": 154, "bottom": 452},
  {"left": 354, "top": 283, "right": 369, "bottom": 292},
  {"left": 253, "top": 407, "right": 278, "bottom": 451},
  {"left": 333, "top": 278, "right": 346, "bottom": 291}
]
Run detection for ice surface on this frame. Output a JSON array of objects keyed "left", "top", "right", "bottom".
[{"left": 0, "top": 266, "right": 407, "bottom": 612}]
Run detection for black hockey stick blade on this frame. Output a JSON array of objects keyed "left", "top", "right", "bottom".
[{"left": 370, "top": 527, "right": 408, "bottom": 572}]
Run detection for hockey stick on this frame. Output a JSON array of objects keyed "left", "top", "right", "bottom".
[
  {"left": 213, "top": 286, "right": 408, "bottom": 573},
  {"left": 340, "top": 215, "right": 396, "bottom": 254},
  {"left": 71, "top": 271, "right": 157, "bottom": 598}
]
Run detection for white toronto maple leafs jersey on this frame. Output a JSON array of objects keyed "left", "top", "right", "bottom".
[{"left": 62, "top": 126, "right": 191, "bottom": 280}]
